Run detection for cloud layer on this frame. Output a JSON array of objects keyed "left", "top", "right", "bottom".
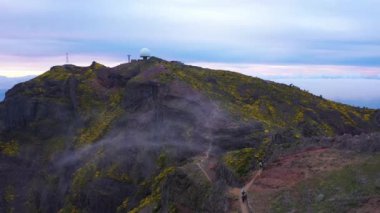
[
  {"left": 191, "top": 62, "right": 380, "bottom": 79},
  {"left": 1, "top": 0, "right": 380, "bottom": 76}
]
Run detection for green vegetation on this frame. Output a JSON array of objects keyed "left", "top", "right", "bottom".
[
  {"left": 4, "top": 185, "right": 15, "bottom": 203},
  {"left": 117, "top": 197, "right": 129, "bottom": 212},
  {"left": 163, "top": 62, "right": 378, "bottom": 136},
  {"left": 223, "top": 138, "right": 270, "bottom": 177},
  {"left": 0, "top": 140, "right": 19, "bottom": 157},
  {"left": 104, "top": 164, "right": 132, "bottom": 183},
  {"left": 158, "top": 72, "right": 176, "bottom": 83},
  {"left": 223, "top": 148, "right": 256, "bottom": 177},
  {"left": 57, "top": 204, "right": 81, "bottom": 213},
  {"left": 76, "top": 80, "right": 104, "bottom": 112},
  {"left": 3, "top": 185, "right": 16, "bottom": 213},
  {"left": 90, "top": 62, "right": 106, "bottom": 70},
  {"left": 71, "top": 163, "right": 97, "bottom": 193},
  {"left": 71, "top": 158, "right": 133, "bottom": 193},
  {"left": 271, "top": 154, "right": 380, "bottom": 212},
  {"left": 42, "top": 136, "right": 66, "bottom": 159},
  {"left": 76, "top": 81, "right": 124, "bottom": 147},
  {"left": 76, "top": 108, "right": 123, "bottom": 147},
  {"left": 109, "top": 91, "right": 123, "bottom": 108},
  {"left": 39, "top": 66, "right": 71, "bottom": 81},
  {"left": 157, "top": 151, "right": 168, "bottom": 169},
  {"left": 130, "top": 167, "right": 175, "bottom": 213}
]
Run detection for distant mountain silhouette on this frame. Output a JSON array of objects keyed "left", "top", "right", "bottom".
[
  {"left": 0, "top": 75, "right": 35, "bottom": 89},
  {"left": 0, "top": 89, "right": 5, "bottom": 101},
  {"left": 0, "top": 75, "right": 35, "bottom": 101}
]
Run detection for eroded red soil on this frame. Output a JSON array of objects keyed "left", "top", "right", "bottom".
[{"left": 228, "top": 147, "right": 371, "bottom": 213}]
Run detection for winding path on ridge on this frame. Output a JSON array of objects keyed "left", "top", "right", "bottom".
[
  {"left": 195, "top": 144, "right": 372, "bottom": 212},
  {"left": 196, "top": 105, "right": 219, "bottom": 183},
  {"left": 195, "top": 142, "right": 263, "bottom": 213},
  {"left": 196, "top": 143, "right": 213, "bottom": 182},
  {"left": 239, "top": 169, "right": 263, "bottom": 213},
  {"left": 234, "top": 147, "right": 371, "bottom": 212}
]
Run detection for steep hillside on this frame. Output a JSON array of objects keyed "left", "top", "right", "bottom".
[{"left": 0, "top": 57, "right": 379, "bottom": 212}]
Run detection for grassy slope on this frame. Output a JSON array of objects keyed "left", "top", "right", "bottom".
[
  {"left": 271, "top": 154, "right": 380, "bottom": 212},
  {"left": 162, "top": 62, "right": 376, "bottom": 136}
]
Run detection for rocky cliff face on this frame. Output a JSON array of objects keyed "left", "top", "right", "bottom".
[{"left": 0, "top": 57, "right": 379, "bottom": 212}]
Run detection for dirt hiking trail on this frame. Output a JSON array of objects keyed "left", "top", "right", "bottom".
[{"left": 228, "top": 147, "right": 370, "bottom": 212}]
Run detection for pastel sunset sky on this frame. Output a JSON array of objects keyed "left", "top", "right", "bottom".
[{"left": 1, "top": 0, "right": 380, "bottom": 107}]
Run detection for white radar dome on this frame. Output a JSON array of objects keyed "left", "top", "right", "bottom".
[{"left": 140, "top": 48, "right": 151, "bottom": 57}]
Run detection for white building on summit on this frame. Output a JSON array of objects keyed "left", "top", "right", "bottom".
[{"left": 140, "top": 48, "right": 151, "bottom": 60}]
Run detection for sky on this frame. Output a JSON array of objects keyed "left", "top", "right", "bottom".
[{"left": 1, "top": 0, "right": 380, "bottom": 107}]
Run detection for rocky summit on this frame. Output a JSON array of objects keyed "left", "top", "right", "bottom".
[{"left": 0, "top": 57, "right": 379, "bottom": 212}]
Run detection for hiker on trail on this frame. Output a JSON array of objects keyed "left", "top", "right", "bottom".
[
  {"left": 259, "top": 160, "right": 264, "bottom": 169},
  {"left": 241, "top": 189, "right": 247, "bottom": 203}
]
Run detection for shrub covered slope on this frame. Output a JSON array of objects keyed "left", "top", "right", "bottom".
[{"left": 0, "top": 57, "right": 379, "bottom": 212}]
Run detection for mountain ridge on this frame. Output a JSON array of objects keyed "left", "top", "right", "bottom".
[{"left": 0, "top": 57, "right": 379, "bottom": 212}]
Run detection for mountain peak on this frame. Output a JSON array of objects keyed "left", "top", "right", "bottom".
[
  {"left": 0, "top": 58, "right": 379, "bottom": 212},
  {"left": 90, "top": 61, "right": 106, "bottom": 70},
  {"left": 2, "top": 59, "right": 379, "bottom": 136}
]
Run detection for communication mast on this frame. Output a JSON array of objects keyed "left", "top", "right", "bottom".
[
  {"left": 127, "top": 54, "right": 131, "bottom": 63},
  {"left": 66, "top": 53, "right": 69, "bottom": 64}
]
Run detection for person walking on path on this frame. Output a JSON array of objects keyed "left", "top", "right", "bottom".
[
  {"left": 241, "top": 189, "right": 247, "bottom": 203},
  {"left": 259, "top": 160, "right": 264, "bottom": 169}
]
